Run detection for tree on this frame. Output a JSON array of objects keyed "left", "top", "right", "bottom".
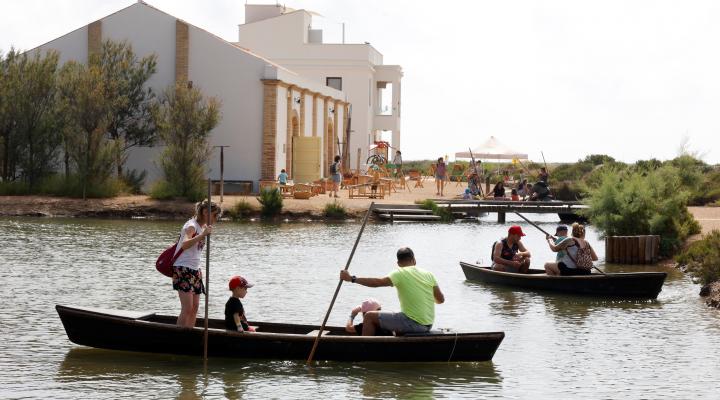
[
  {"left": 97, "top": 40, "right": 157, "bottom": 178},
  {"left": 0, "top": 49, "right": 19, "bottom": 181},
  {"left": 10, "top": 50, "right": 63, "bottom": 187},
  {"left": 153, "top": 81, "right": 220, "bottom": 200},
  {"left": 57, "top": 60, "right": 116, "bottom": 199}
]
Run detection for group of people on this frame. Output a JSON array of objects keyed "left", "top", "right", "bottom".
[
  {"left": 170, "top": 200, "right": 445, "bottom": 336},
  {"left": 490, "top": 223, "right": 598, "bottom": 276}
]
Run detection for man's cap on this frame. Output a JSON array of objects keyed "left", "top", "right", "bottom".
[
  {"left": 556, "top": 225, "right": 569, "bottom": 233},
  {"left": 396, "top": 247, "right": 415, "bottom": 261},
  {"left": 228, "top": 275, "right": 254, "bottom": 290},
  {"left": 360, "top": 298, "right": 381, "bottom": 313},
  {"left": 508, "top": 225, "right": 526, "bottom": 236}
]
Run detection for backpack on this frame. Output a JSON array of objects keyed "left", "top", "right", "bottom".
[
  {"left": 155, "top": 233, "right": 196, "bottom": 277},
  {"left": 330, "top": 162, "right": 338, "bottom": 174},
  {"left": 567, "top": 239, "right": 594, "bottom": 270}
]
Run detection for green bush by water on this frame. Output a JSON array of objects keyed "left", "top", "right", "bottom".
[
  {"left": 226, "top": 200, "right": 255, "bottom": 220},
  {"left": 257, "top": 188, "right": 283, "bottom": 218},
  {"left": 149, "top": 179, "right": 206, "bottom": 202},
  {"left": 0, "top": 174, "right": 126, "bottom": 198},
  {"left": 323, "top": 200, "right": 347, "bottom": 219},
  {"left": 419, "top": 199, "right": 454, "bottom": 222},
  {"left": 676, "top": 230, "right": 720, "bottom": 285}
]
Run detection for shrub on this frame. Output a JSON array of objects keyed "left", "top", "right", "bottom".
[
  {"left": 419, "top": 198, "right": 454, "bottom": 222},
  {"left": 676, "top": 230, "right": 720, "bottom": 285},
  {"left": 323, "top": 200, "right": 347, "bottom": 219},
  {"left": 257, "top": 188, "right": 283, "bottom": 218},
  {"left": 226, "top": 199, "right": 254, "bottom": 220},
  {"left": 0, "top": 174, "right": 125, "bottom": 198},
  {"left": 148, "top": 178, "right": 206, "bottom": 201},
  {"left": 121, "top": 169, "right": 147, "bottom": 194}
]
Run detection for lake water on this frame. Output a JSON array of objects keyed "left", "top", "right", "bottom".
[{"left": 2, "top": 215, "right": 719, "bottom": 399}]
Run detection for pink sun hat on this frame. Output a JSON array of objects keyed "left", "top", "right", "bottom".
[{"left": 360, "top": 298, "right": 381, "bottom": 313}]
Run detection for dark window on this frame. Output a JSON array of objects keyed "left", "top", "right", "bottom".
[{"left": 326, "top": 77, "right": 342, "bottom": 91}]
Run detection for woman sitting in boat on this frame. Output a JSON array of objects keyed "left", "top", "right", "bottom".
[
  {"left": 345, "top": 298, "right": 392, "bottom": 336},
  {"left": 491, "top": 226, "right": 531, "bottom": 273},
  {"left": 544, "top": 223, "right": 598, "bottom": 276},
  {"left": 172, "top": 199, "right": 221, "bottom": 328}
]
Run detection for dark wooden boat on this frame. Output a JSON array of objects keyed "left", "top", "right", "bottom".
[
  {"left": 56, "top": 305, "right": 504, "bottom": 362},
  {"left": 460, "top": 262, "right": 667, "bottom": 298}
]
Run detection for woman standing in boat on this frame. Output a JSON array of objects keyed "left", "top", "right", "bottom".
[{"left": 173, "top": 199, "right": 221, "bottom": 328}]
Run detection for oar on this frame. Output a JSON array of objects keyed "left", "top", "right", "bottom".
[
  {"left": 203, "top": 178, "right": 211, "bottom": 361},
  {"left": 513, "top": 212, "right": 606, "bottom": 275},
  {"left": 307, "top": 202, "right": 374, "bottom": 365}
]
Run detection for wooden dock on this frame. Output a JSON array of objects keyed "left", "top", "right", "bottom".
[{"left": 373, "top": 200, "right": 588, "bottom": 223}]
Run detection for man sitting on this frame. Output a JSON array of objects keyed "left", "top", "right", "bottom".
[
  {"left": 340, "top": 247, "right": 445, "bottom": 336},
  {"left": 491, "top": 226, "right": 531, "bottom": 273}
]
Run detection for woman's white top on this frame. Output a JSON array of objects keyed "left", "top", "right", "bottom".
[
  {"left": 173, "top": 218, "right": 204, "bottom": 270},
  {"left": 559, "top": 237, "right": 579, "bottom": 269}
]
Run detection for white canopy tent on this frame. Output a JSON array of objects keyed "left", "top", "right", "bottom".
[{"left": 455, "top": 136, "right": 528, "bottom": 160}]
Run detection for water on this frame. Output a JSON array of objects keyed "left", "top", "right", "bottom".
[{"left": 2, "top": 215, "right": 719, "bottom": 399}]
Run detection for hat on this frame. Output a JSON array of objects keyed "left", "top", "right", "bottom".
[
  {"left": 228, "top": 275, "right": 253, "bottom": 290},
  {"left": 556, "top": 225, "right": 569, "bottom": 233},
  {"left": 508, "top": 225, "right": 526, "bottom": 237},
  {"left": 360, "top": 298, "right": 381, "bottom": 313},
  {"left": 465, "top": 188, "right": 471, "bottom": 193}
]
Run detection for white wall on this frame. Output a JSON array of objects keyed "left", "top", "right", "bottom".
[{"left": 275, "top": 86, "right": 288, "bottom": 176}]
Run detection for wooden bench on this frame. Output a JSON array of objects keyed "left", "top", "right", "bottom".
[{"left": 348, "top": 183, "right": 385, "bottom": 199}]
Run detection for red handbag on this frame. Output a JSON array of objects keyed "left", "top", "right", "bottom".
[{"left": 156, "top": 233, "right": 197, "bottom": 277}]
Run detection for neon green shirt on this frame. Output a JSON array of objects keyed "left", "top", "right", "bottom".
[{"left": 388, "top": 266, "right": 438, "bottom": 325}]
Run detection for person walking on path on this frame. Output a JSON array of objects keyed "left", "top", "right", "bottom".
[
  {"left": 339, "top": 247, "right": 445, "bottom": 336},
  {"left": 330, "top": 155, "right": 342, "bottom": 198},
  {"left": 173, "top": 199, "right": 221, "bottom": 328},
  {"left": 435, "top": 157, "right": 448, "bottom": 196}
]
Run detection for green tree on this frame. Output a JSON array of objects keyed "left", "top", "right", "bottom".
[
  {"left": 0, "top": 49, "right": 20, "bottom": 181},
  {"left": 153, "top": 82, "right": 220, "bottom": 200},
  {"left": 10, "top": 50, "right": 63, "bottom": 188},
  {"left": 57, "top": 59, "right": 116, "bottom": 199},
  {"left": 98, "top": 40, "right": 157, "bottom": 178}
]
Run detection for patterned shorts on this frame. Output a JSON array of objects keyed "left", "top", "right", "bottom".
[{"left": 172, "top": 266, "right": 205, "bottom": 294}]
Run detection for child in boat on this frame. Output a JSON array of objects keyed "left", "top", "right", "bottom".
[
  {"left": 345, "top": 298, "right": 392, "bottom": 336},
  {"left": 225, "top": 275, "right": 255, "bottom": 332}
]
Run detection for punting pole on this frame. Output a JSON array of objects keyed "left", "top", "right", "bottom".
[
  {"left": 514, "top": 212, "right": 605, "bottom": 275},
  {"left": 203, "top": 178, "right": 211, "bottom": 361},
  {"left": 306, "top": 202, "right": 374, "bottom": 365}
]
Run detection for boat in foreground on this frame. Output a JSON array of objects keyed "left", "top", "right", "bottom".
[
  {"left": 460, "top": 262, "right": 666, "bottom": 299},
  {"left": 56, "top": 305, "right": 504, "bottom": 362}
]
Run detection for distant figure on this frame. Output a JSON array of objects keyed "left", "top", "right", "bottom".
[
  {"left": 539, "top": 167, "right": 549, "bottom": 184},
  {"left": 340, "top": 247, "right": 445, "bottom": 336},
  {"left": 530, "top": 181, "right": 551, "bottom": 201},
  {"left": 345, "top": 298, "right": 392, "bottom": 336},
  {"left": 225, "top": 275, "right": 255, "bottom": 332},
  {"left": 330, "top": 155, "right": 341, "bottom": 198},
  {"left": 173, "top": 199, "right": 221, "bottom": 328},
  {"left": 510, "top": 188, "right": 520, "bottom": 201},
  {"left": 467, "top": 173, "right": 480, "bottom": 196},
  {"left": 487, "top": 181, "right": 505, "bottom": 199},
  {"left": 544, "top": 223, "right": 598, "bottom": 276},
  {"left": 517, "top": 179, "right": 528, "bottom": 198},
  {"left": 463, "top": 188, "right": 473, "bottom": 200},
  {"left": 278, "top": 169, "right": 288, "bottom": 185},
  {"left": 491, "top": 226, "right": 531, "bottom": 273},
  {"left": 392, "top": 150, "right": 403, "bottom": 176},
  {"left": 435, "top": 157, "right": 448, "bottom": 196}
]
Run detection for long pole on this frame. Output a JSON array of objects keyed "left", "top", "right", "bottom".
[
  {"left": 468, "top": 148, "right": 484, "bottom": 197},
  {"left": 514, "top": 212, "right": 605, "bottom": 275},
  {"left": 306, "top": 202, "right": 375, "bottom": 364},
  {"left": 203, "top": 178, "right": 212, "bottom": 360}
]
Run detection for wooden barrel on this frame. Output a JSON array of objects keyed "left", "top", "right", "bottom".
[
  {"left": 613, "top": 235, "right": 621, "bottom": 264},
  {"left": 617, "top": 236, "right": 626, "bottom": 264},
  {"left": 652, "top": 235, "right": 660, "bottom": 263},
  {"left": 638, "top": 235, "right": 647, "bottom": 264},
  {"left": 606, "top": 235, "right": 661, "bottom": 264},
  {"left": 605, "top": 237, "right": 614, "bottom": 263},
  {"left": 630, "top": 236, "right": 639, "bottom": 264}
]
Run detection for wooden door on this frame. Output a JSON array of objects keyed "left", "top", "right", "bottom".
[{"left": 292, "top": 136, "right": 322, "bottom": 184}]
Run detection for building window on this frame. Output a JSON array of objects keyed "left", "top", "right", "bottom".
[{"left": 326, "top": 77, "right": 342, "bottom": 91}]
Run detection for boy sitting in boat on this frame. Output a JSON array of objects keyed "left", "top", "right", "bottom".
[
  {"left": 225, "top": 275, "right": 255, "bottom": 332},
  {"left": 491, "top": 226, "right": 531, "bottom": 273},
  {"left": 345, "top": 298, "right": 392, "bottom": 336}
]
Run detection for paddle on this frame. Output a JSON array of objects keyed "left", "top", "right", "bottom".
[
  {"left": 513, "top": 212, "right": 606, "bottom": 275},
  {"left": 468, "top": 147, "right": 484, "bottom": 197},
  {"left": 306, "top": 202, "right": 375, "bottom": 365},
  {"left": 203, "top": 178, "right": 211, "bottom": 361}
]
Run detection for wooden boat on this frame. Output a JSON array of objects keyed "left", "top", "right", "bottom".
[
  {"left": 56, "top": 304, "right": 504, "bottom": 362},
  {"left": 460, "top": 262, "right": 667, "bottom": 298}
]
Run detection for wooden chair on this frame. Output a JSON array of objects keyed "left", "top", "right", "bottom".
[
  {"left": 259, "top": 180, "right": 278, "bottom": 192},
  {"left": 407, "top": 170, "right": 423, "bottom": 188},
  {"left": 293, "top": 183, "right": 313, "bottom": 199},
  {"left": 449, "top": 164, "right": 468, "bottom": 187}
]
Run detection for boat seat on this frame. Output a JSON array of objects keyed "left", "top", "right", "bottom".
[{"left": 306, "top": 330, "right": 330, "bottom": 336}]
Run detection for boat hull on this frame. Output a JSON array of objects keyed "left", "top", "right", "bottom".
[
  {"left": 56, "top": 305, "right": 504, "bottom": 362},
  {"left": 460, "top": 262, "right": 666, "bottom": 298}
]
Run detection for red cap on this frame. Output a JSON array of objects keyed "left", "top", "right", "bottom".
[
  {"left": 228, "top": 275, "right": 254, "bottom": 290},
  {"left": 508, "top": 225, "right": 526, "bottom": 237}
]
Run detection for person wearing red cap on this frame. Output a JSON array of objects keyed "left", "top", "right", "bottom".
[
  {"left": 491, "top": 225, "right": 531, "bottom": 273},
  {"left": 225, "top": 275, "right": 255, "bottom": 332}
]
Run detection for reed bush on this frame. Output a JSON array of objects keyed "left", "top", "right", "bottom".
[
  {"left": 257, "top": 188, "right": 283, "bottom": 218},
  {"left": 0, "top": 174, "right": 126, "bottom": 198},
  {"left": 676, "top": 230, "right": 720, "bottom": 285},
  {"left": 226, "top": 199, "right": 254, "bottom": 220},
  {"left": 419, "top": 198, "right": 454, "bottom": 222},
  {"left": 323, "top": 200, "right": 347, "bottom": 219}
]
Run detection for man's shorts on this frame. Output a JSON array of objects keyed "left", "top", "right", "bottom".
[{"left": 378, "top": 312, "right": 431, "bottom": 334}]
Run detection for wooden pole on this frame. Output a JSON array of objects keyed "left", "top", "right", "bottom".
[
  {"left": 307, "top": 202, "right": 374, "bottom": 364},
  {"left": 203, "top": 178, "right": 211, "bottom": 361}
]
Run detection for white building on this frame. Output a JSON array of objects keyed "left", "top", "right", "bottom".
[
  {"left": 236, "top": 4, "right": 403, "bottom": 172},
  {"left": 31, "top": 1, "right": 349, "bottom": 190}
]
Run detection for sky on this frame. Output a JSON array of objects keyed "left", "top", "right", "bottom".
[{"left": 2, "top": 0, "right": 719, "bottom": 164}]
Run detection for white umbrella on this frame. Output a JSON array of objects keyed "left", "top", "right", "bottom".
[{"left": 455, "top": 136, "right": 528, "bottom": 160}]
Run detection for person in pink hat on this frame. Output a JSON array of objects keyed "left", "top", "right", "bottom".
[
  {"left": 344, "top": 298, "right": 391, "bottom": 336},
  {"left": 224, "top": 275, "right": 255, "bottom": 332},
  {"left": 491, "top": 225, "right": 532, "bottom": 273}
]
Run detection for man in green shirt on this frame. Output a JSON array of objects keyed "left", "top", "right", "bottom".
[{"left": 340, "top": 247, "right": 445, "bottom": 336}]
